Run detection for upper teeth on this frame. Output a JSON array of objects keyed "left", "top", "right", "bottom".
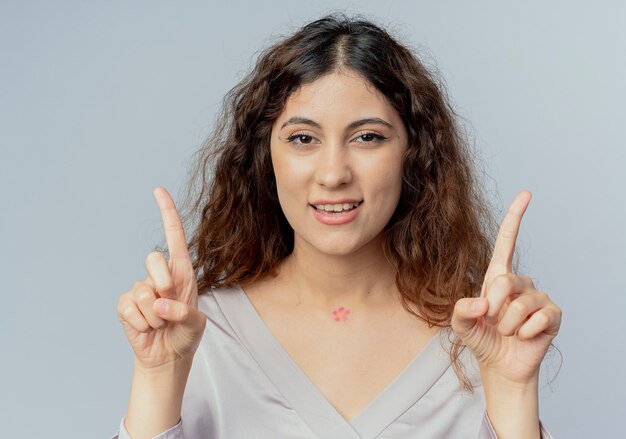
[{"left": 314, "top": 203, "right": 359, "bottom": 212}]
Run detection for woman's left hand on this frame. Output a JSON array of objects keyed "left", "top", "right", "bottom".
[{"left": 451, "top": 190, "right": 562, "bottom": 385}]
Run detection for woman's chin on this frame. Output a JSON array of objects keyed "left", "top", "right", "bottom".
[
  {"left": 317, "top": 246, "right": 360, "bottom": 257},
  {"left": 297, "top": 236, "right": 376, "bottom": 258}
]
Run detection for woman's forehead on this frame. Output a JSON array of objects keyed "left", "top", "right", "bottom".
[{"left": 276, "top": 72, "right": 400, "bottom": 128}]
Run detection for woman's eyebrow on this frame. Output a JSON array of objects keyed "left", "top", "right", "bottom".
[
  {"left": 347, "top": 117, "right": 394, "bottom": 130},
  {"left": 280, "top": 116, "right": 321, "bottom": 129},
  {"left": 280, "top": 116, "right": 394, "bottom": 130}
]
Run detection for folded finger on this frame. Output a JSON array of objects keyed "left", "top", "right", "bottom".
[
  {"left": 154, "top": 298, "right": 207, "bottom": 332},
  {"left": 134, "top": 284, "right": 167, "bottom": 329},
  {"left": 485, "top": 274, "right": 530, "bottom": 323},
  {"left": 145, "top": 251, "right": 176, "bottom": 298},
  {"left": 450, "top": 297, "right": 488, "bottom": 338},
  {"left": 497, "top": 291, "right": 549, "bottom": 336},
  {"left": 118, "top": 296, "right": 151, "bottom": 333},
  {"left": 518, "top": 307, "right": 562, "bottom": 340}
]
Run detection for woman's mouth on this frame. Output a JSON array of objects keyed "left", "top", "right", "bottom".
[
  {"left": 309, "top": 201, "right": 363, "bottom": 225},
  {"left": 311, "top": 201, "right": 362, "bottom": 213}
]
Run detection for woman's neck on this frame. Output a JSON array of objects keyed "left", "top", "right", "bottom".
[{"left": 278, "top": 235, "right": 400, "bottom": 311}]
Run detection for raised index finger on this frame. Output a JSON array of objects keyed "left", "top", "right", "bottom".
[
  {"left": 488, "top": 190, "right": 532, "bottom": 275},
  {"left": 153, "top": 186, "right": 191, "bottom": 263}
]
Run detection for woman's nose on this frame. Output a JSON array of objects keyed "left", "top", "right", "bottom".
[{"left": 314, "top": 145, "right": 352, "bottom": 188}]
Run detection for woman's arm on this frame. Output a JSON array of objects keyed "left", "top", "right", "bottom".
[
  {"left": 451, "top": 192, "right": 561, "bottom": 439},
  {"left": 116, "top": 187, "right": 206, "bottom": 439},
  {"left": 481, "top": 373, "right": 540, "bottom": 439},
  {"left": 123, "top": 359, "right": 192, "bottom": 439}
]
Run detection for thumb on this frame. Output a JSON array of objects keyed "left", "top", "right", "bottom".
[
  {"left": 451, "top": 297, "right": 488, "bottom": 339},
  {"left": 153, "top": 298, "right": 205, "bottom": 330}
]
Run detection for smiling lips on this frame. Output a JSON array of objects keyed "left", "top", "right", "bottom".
[
  {"left": 313, "top": 202, "right": 360, "bottom": 213},
  {"left": 310, "top": 200, "right": 363, "bottom": 225}
]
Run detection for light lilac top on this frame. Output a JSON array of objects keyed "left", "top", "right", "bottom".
[{"left": 113, "top": 286, "right": 554, "bottom": 438}]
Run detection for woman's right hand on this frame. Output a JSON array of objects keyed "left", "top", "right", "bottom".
[{"left": 117, "top": 186, "right": 207, "bottom": 371}]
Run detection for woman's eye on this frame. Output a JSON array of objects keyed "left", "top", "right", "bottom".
[
  {"left": 285, "top": 132, "right": 387, "bottom": 145},
  {"left": 286, "top": 134, "right": 316, "bottom": 145},
  {"left": 354, "top": 132, "right": 387, "bottom": 143}
]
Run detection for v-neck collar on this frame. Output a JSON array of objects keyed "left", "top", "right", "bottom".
[{"left": 212, "top": 285, "right": 458, "bottom": 439}]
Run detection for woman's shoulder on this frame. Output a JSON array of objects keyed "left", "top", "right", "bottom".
[{"left": 196, "top": 285, "right": 243, "bottom": 330}]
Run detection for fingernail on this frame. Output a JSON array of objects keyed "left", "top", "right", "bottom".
[
  {"left": 471, "top": 298, "right": 483, "bottom": 312},
  {"left": 155, "top": 299, "right": 168, "bottom": 315}
]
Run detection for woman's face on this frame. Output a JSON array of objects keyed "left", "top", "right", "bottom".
[{"left": 270, "top": 71, "right": 408, "bottom": 257}]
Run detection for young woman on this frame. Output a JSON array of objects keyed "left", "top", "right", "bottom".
[{"left": 114, "top": 14, "right": 560, "bottom": 439}]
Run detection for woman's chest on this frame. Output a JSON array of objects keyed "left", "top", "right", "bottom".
[
  {"left": 254, "top": 301, "right": 441, "bottom": 421},
  {"left": 202, "top": 288, "right": 485, "bottom": 439}
]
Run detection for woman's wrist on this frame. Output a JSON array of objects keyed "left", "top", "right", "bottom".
[
  {"left": 481, "top": 371, "right": 541, "bottom": 439},
  {"left": 125, "top": 358, "right": 192, "bottom": 439},
  {"left": 133, "top": 355, "right": 194, "bottom": 376}
]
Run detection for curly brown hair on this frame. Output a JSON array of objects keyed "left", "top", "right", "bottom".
[{"left": 175, "top": 13, "right": 501, "bottom": 392}]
